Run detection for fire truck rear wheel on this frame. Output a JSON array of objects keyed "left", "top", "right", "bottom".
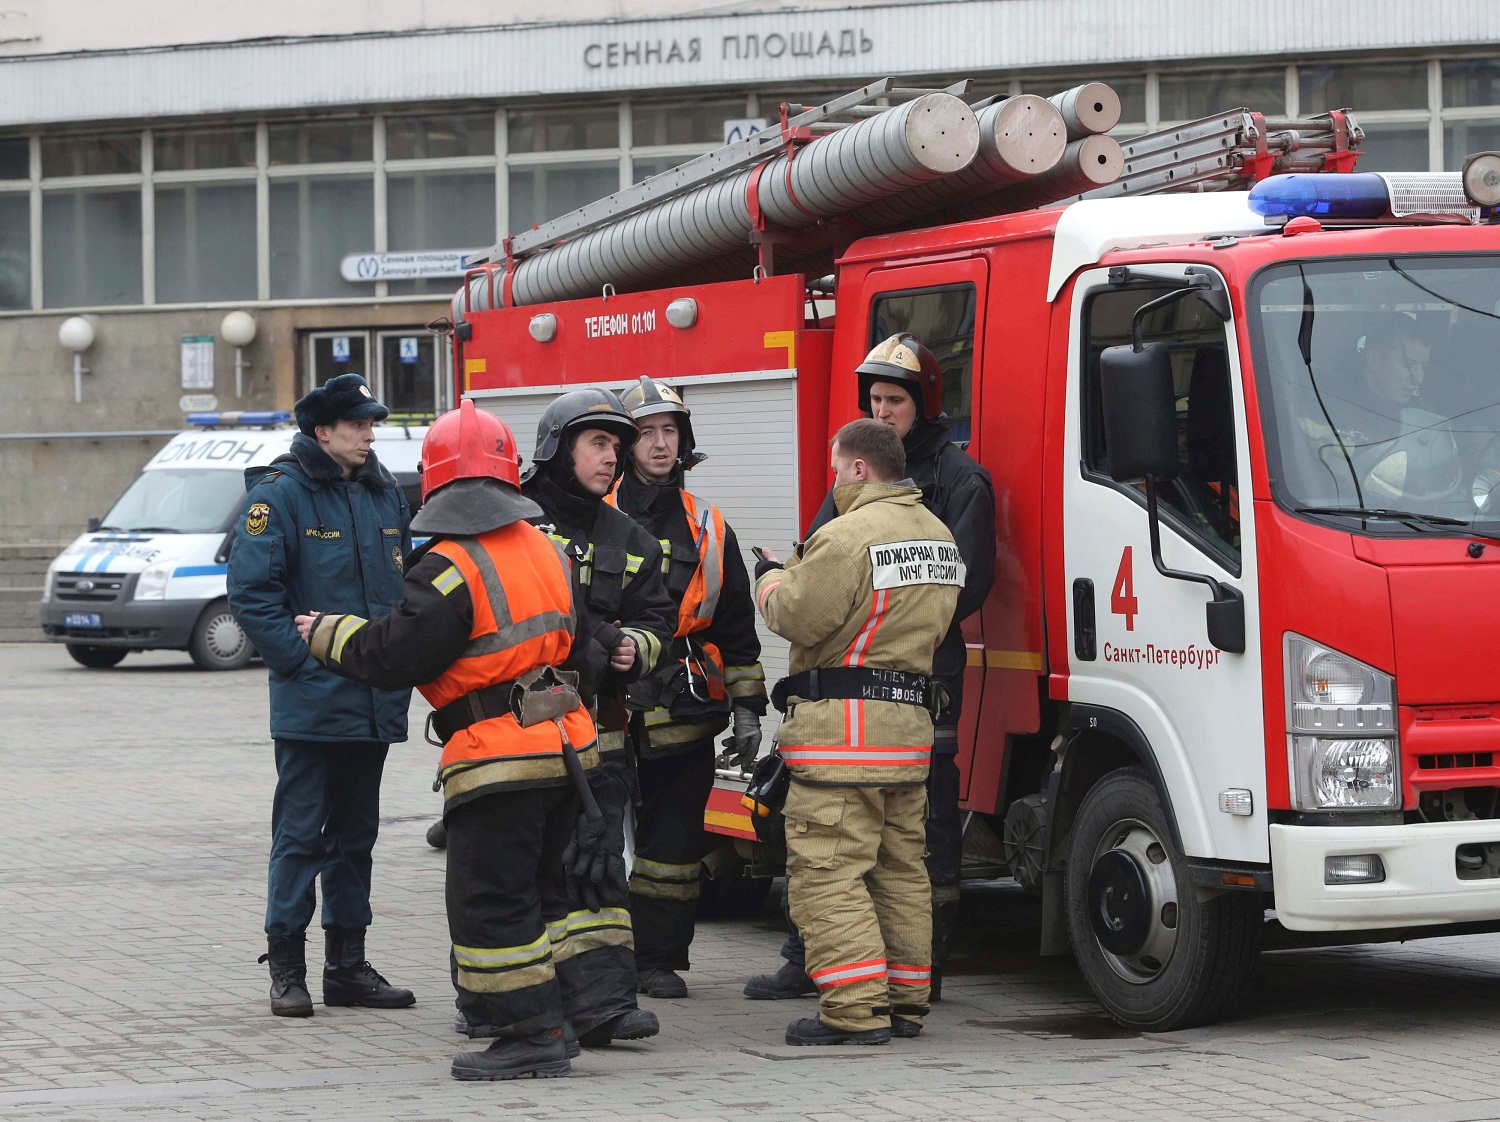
[
  {"left": 696, "top": 864, "right": 773, "bottom": 920},
  {"left": 1065, "top": 766, "right": 1261, "bottom": 1032}
]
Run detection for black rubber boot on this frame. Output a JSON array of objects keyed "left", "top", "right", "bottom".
[
  {"left": 890, "top": 1017, "right": 923, "bottom": 1038},
  {"left": 637, "top": 967, "right": 688, "bottom": 999},
  {"left": 577, "top": 1007, "right": 660, "bottom": 1047},
  {"left": 743, "top": 960, "right": 818, "bottom": 1000},
  {"left": 451, "top": 1030, "right": 571, "bottom": 1081},
  {"left": 259, "top": 933, "right": 314, "bottom": 1018},
  {"left": 785, "top": 1016, "right": 890, "bottom": 1046},
  {"left": 454, "top": 1010, "right": 580, "bottom": 1057},
  {"left": 322, "top": 927, "right": 416, "bottom": 1008},
  {"left": 930, "top": 896, "right": 961, "bottom": 1004},
  {"left": 426, "top": 820, "right": 448, "bottom": 850}
]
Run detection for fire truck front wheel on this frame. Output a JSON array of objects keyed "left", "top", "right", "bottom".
[{"left": 1065, "top": 766, "right": 1261, "bottom": 1032}]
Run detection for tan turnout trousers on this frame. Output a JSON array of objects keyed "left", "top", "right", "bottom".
[{"left": 784, "top": 779, "right": 932, "bottom": 1032}]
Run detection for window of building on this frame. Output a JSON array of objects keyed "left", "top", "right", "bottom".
[
  {"left": 154, "top": 126, "right": 256, "bottom": 171},
  {"left": 1443, "top": 58, "right": 1500, "bottom": 108},
  {"left": 386, "top": 112, "right": 495, "bottom": 160},
  {"left": 268, "top": 119, "right": 373, "bottom": 166},
  {"left": 1082, "top": 283, "right": 1240, "bottom": 565},
  {"left": 1158, "top": 69, "right": 1285, "bottom": 121},
  {"left": 508, "top": 107, "right": 618, "bottom": 154},
  {"left": 41, "top": 133, "right": 141, "bottom": 178},
  {"left": 1446, "top": 121, "right": 1500, "bottom": 170},
  {"left": 1301, "top": 62, "right": 1428, "bottom": 113},
  {"left": 269, "top": 175, "right": 374, "bottom": 298},
  {"left": 0, "top": 193, "right": 30, "bottom": 310},
  {"left": 1356, "top": 121, "right": 1432, "bottom": 173},
  {"left": 42, "top": 188, "right": 143, "bottom": 307},
  {"left": 155, "top": 182, "right": 257, "bottom": 303},
  {"left": 633, "top": 99, "right": 748, "bottom": 147},
  {"left": 387, "top": 169, "right": 496, "bottom": 295},
  {"left": 0, "top": 138, "right": 28, "bottom": 180},
  {"left": 868, "top": 284, "right": 977, "bottom": 446},
  {"left": 509, "top": 162, "right": 619, "bottom": 231}
]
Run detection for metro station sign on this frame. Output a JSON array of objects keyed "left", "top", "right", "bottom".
[{"left": 340, "top": 249, "right": 485, "bottom": 282}]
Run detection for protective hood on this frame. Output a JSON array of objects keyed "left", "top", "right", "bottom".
[{"left": 410, "top": 477, "right": 542, "bottom": 536}]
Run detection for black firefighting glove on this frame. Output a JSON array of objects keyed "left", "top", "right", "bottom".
[
  {"left": 720, "top": 705, "right": 763, "bottom": 772},
  {"left": 594, "top": 761, "right": 633, "bottom": 906},
  {"left": 563, "top": 810, "right": 610, "bottom": 913}
]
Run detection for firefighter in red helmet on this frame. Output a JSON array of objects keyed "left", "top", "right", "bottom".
[
  {"left": 293, "top": 400, "right": 620, "bottom": 1081},
  {"left": 745, "top": 333, "right": 996, "bottom": 1007},
  {"left": 607, "top": 376, "right": 768, "bottom": 999}
]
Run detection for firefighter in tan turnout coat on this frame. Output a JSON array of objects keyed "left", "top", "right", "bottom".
[{"left": 753, "top": 418, "right": 961, "bottom": 1046}]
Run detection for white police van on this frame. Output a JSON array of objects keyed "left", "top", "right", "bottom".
[{"left": 38, "top": 411, "right": 427, "bottom": 670}]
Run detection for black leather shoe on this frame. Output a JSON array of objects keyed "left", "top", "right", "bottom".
[
  {"left": 450, "top": 1032, "right": 570, "bottom": 1081},
  {"left": 322, "top": 927, "right": 415, "bottom": 1008},
  {"left": 743, "top": 961, "right": 818, "bottom": 1000},
  {"left": 638, "top": 967, "right": 688, "bottom": 999},
  {"left": 426, "top": 820, "right": 448, "bottom": 849},
  {"left": 259, "top": 933, "right": 313, "bottom": 1018},
  {"left": 891, "top": 1017, "right": 923, "bottom": 1038},
  {"left": 578, "top": 1007, "right": 660, "bottom": 1047},
  {"left": 785, "top": 1016, "right": 890, "bottom": 1046}
]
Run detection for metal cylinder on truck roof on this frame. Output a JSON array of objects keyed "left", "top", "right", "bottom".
[
  {"left": 851, "top": 95, "right": 1068, "bottom": 229},
  {"left": 451, "top": 92, "right": 979, "bottom": 315},
  {"left": 947, "top": 134, "right": 1125, "bottom": 219},
  {"left": 1049, "top": 82, "right": 1122, "bottom": 140}
]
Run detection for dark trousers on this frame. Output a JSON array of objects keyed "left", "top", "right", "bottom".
[
  {"left": 630, "top": 745, "right": 715, "bottom": 971},
  {"left": 448, "top": 785, "right": 580, "bottom": 1040},
  {"left": 779, "top": 735, "right": 962, "bottom": 970},
  {"left": 266, "top": 738, "right": 388, "bottom": 937}
]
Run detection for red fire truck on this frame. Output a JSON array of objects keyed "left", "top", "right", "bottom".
[{"left": 445, "top": 78, "right": 1500, "bottom": 1030}]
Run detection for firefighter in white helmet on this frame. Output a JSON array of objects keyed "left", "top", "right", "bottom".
[
  {"left": 745, "top": 333, "right": 996, "bottom": 1003},
  {"left": 608, "top": 375, "right": 768, "bottom": 999}
]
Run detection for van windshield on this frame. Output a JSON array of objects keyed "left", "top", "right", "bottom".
[
  {"left": 100, "top": 468, "right": 250, "bottom": 534},
  {"left": 1250, "top": 256, "right": 1500, "bottom": 535}
]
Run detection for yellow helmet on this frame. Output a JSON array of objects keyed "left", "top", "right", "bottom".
[
  {"left": 619, "top": 375, "right": 706, "bottom": 470},
  {"left": 856, "top": 333, "right": 943, "bottom": 420}
]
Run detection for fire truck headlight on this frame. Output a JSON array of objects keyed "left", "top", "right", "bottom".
[
  {"left": 1292, "top": 738, "right": 1398, "bottom": 810},
  {"left": 133, "top": 563, "right": 171, "bottom": 602},
  {"left": 1285, "top": 635, "right": 1399, "bottom": 811}
]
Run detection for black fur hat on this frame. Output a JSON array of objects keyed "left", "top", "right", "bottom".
[{"left": 294, "top": 373, "right": 390, "bottom": 435}]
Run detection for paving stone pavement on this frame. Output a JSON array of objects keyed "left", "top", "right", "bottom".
[{"left": 8, "top": 643, "right": 1500, "bottom": 1121}]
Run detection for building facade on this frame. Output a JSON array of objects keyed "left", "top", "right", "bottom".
[{"left": 1, "top": 0, "right": 1498, "bottom": 542}]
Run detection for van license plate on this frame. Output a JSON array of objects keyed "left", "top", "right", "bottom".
[{"left": 64, "top": 613, "right": 102, "bottom": 628}]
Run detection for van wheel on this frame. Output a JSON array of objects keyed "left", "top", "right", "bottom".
[
  {"left": 66, "top": 644, "right": 127, "bottom": 669},
  {"left": 1065, "top": 767, "right": 1261, "bottom": 1032},
  {"left": 189, "top": 600, "right": 252, "bottom": 671}
]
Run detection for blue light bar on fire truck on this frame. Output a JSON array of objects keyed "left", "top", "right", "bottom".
[
  {"left": 1248, "top": 167, "right": 1500, "bottom": 222},
  {"left": 186, "top": 411, "right": 292, "bottom": 429}
]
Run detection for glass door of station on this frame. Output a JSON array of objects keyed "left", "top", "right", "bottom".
[{"left": 305, "top": 329, "right": 451, "bottom": 418}]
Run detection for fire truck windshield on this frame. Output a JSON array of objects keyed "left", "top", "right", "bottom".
[{"left": 1251, "top": 255, "right": 1500, "bottom": 535}]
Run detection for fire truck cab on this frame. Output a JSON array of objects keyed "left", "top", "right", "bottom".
[{"left": 454, "top": 162, "right": 1500, "bottom": 1030}]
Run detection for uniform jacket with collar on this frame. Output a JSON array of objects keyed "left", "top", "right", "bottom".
[
  {"left": 755, "top": 480, "right": 961, "bottom": 787},
  {"left": 806, "top": 421, "right": 995, "bottom": 720},
  {"left": 227, "top": 432, "right": 412, "bottom": 744}
]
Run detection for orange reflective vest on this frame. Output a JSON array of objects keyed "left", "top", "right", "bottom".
[
  {"left": 606, "top": 484, "right": 725, "bottom": 642},
  {"left": 424, "top": 523, "right": 598, "bottom": 805}
]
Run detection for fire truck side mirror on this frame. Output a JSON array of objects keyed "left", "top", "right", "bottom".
[{"left": 1099, "top": 342, "right": 1178, "bottom": 484}]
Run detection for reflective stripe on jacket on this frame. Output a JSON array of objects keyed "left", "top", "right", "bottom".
[
  {"left": 756, "top": 481, "right": 960, "bottom": 787},
  {"left": 424, "top": 523, "right": 599, "bottom": 800}
]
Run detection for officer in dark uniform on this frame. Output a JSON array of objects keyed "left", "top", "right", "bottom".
[
  {"left": 745, "top": 334, "right": 996, "bottom": 1002},
  {"left": 608, "top": 376, "right": 768, "bottom": 999},
  {"left": 228, "top": 372, "right": 416, "bottom": 1018},
  {"left": 522, "top": 387, "right": 678, "bottom": 1045}
]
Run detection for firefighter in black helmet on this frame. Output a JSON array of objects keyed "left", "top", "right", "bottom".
[
  {"left": 744, "top": 333, "right": 996, "bottom": 1004},
  {"left": 519, "top": 386, "right": 678, "bottom": 1047},
  {"left": 608, "top": 376, "right": 768, "bottom": 1000}
]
